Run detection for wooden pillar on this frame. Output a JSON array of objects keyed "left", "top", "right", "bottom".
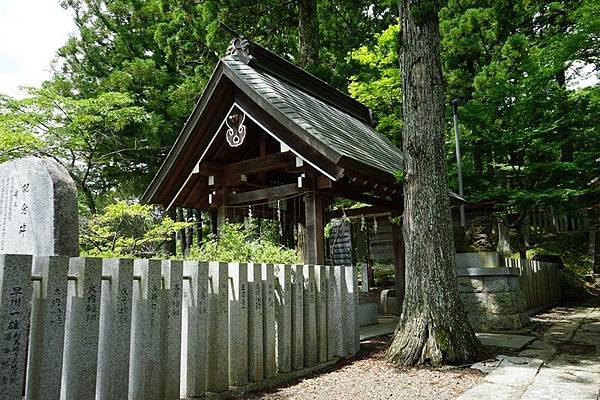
[
  {"left": 391, "top": 210, "right": 405, "bottom": 315},
  {"left": 304, "top": 183, "right": 324, "bottom": 265}
]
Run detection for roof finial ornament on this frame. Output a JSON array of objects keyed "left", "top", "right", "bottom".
[{"left": 225, "top": 37, "right": 252, "bottom": 63}]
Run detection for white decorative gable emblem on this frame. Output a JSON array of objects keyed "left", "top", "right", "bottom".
[{"left": 225, "top": 111, "right": 247, "bottom": 147}]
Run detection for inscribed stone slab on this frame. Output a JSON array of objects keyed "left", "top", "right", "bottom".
[
  {"left": 161, "top": 260, "right": 183, "bottom": 399},
  {"left": 96, "top": 258, "right": 133, "bottom": 400},
  {"left": 181, "top": 261, "right": 209, "bottom": 397},
  {"left": 291, "top": 264, "right": 304, "bottom": 369},
  {"left": 62, "top": 257, "right": 102, "bottom": 400},
  {"left": 262, "top": 264, "right": 276, "bottom": 378},
  {"left": 274, "top": 264, "right": 292, "bottom": 373},
  {"left": 228, "top": 262, "right": 248, "bottom": 387},
  {"left": 207, "top": 262, "right": 229, "bottom": 392},
  {"left": 248, "top": 263, "right": 264, "bottom": 382},
  {"left": 302, "top": 265, "right": 318, "bottom": 367},
  {"left": 26, "top": 256, "right": 68, "bottom": 400},
  {"left": 0, "top": 254, "right": 32, "bottom": 400},
  {"left": 0, "top": 157, "right": 78, "bottom": 256},
  {"left": 129, "top": 259, "right": 162, "bottom": 400}
]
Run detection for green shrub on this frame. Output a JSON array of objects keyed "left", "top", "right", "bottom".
[
  {"left": 80, "top": 201, "right": 190, "bottom": 258},
  {"left": 187, "top": 220, "right": 301, "bottom": 264}
]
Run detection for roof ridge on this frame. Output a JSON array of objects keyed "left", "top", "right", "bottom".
[{"left": 222, "top": 37, "right": 374, "bottom": 125}]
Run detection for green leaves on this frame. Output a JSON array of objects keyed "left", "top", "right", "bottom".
[
  {"left": 0, "top": 84, "right": 152, "bottom": 213},
  {"left": 348, "top": 24, "right": 402, "bottom": 145},
  {"left": 439, "top": 0, "right": 600, "bottom": 217},
  {"left": 188, "top": 221, "right": 301, "bottom": 264},
  {"left": 80, "top": 200, "right": 191, "bottom": 258}
]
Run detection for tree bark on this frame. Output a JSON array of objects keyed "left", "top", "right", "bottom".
[
  {"left": 386, "top": 0, "right": 488, "bottom": 366},
  {"left": 298, "top": 0, "right": 319, "bottom": 68}
]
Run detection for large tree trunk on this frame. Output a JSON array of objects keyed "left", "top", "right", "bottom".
[
  {"left": 386, "top": 0, "right": 488, "bottom": 366},
  {"left": 298, "top": 0, "right": 319, "bottom": 68}
]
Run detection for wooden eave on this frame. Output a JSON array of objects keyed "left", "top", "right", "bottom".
[{"left": 142, "top": 62, "right": 230, "bottom": 205}]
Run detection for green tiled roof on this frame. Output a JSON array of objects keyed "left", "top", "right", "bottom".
[{"left": 222, "top": 56, "right": 403, "bottom": 176}]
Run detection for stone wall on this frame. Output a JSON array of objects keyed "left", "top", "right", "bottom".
[{"left": 457, "top": 268, "right": 529, "bottom": 331}]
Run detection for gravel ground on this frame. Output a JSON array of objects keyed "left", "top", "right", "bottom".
[{"left": 241, "top": 338, "right": 484, "bottom": 400}]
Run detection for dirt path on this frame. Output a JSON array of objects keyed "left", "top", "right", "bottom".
[{"left": 241, "top": 339, "right": 483, "bottom": 400}]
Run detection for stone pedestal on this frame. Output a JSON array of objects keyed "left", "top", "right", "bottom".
[{"left": 457, "top": 267, "right": 529, "bottom": 331}]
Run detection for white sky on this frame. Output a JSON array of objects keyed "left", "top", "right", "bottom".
[{"left": 0, "top": 0, "right": 75, "bottom": 98}]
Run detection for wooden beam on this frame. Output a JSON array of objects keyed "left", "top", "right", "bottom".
[
  {"left": 196, "top": 161, "right": 223, "bottom": 176},
  {"left": 316, "top": 175, "right": 332, "bottom": 189},
  {"left": 328, "top": 205, "right": 395, "bottom": 219},
  {"left": 325, "top": 183, "right": 398, "bottom": 207},
  {"left": 224, "top": 152, "right": 293, "bottom": 176},
  {"left": 226, "top": 182, "right": 300, "bottom": 205}
]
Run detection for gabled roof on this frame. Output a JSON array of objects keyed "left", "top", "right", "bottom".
[
  {"left": 222, "top": 56, "right": 402, "bottom": 176},
  {"left": 143, "top": 39, "right": 403, "bottom": 205}
]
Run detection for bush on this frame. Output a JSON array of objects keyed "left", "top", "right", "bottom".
[
  {"left": 80, "top": 201, "right": 190, "bottom": 258},
  {"left": 187, "top": 220, "right": 301, "bottom": 264}
]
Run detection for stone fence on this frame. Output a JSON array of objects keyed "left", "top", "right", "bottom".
[
  {"left": 457, "top": 257, "right": 561, "bottom": 331},
  {"left": 0, "top": 255, "right": 359, "bottom": 400}
]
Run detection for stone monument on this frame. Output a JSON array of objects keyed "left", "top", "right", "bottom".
[{"left": 0, "top": 157, "right": 78, "bottom": 256}]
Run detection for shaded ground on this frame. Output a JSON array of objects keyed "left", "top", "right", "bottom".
[
  {"left": 460, "top": 299, "right": 600, "bottom": 399},
  {"left": 241, "top": 299, "right": 599, "bottom": 400},
  {"left": 241, "top": 338, "right": 483, "bottom": 400}
]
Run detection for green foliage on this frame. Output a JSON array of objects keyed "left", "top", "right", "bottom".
[
  {"left": 0, "top": 95, "right": 43, "bottom": 161},
  {"left": 393, "top": 169, "right": 405, "bottom": 183},
  {"left": 0, "top": 0, "right": 397, "bottom": 215},
  {"left": 0, "top": 84, "right": 151, "bottom": 214},
  {"left": 188, "top": 221, "right": 301, "bottom": 264},
  {"left": 439, "top": 0, "right": 600, "bottom": 221},
  {"left": 348, "top": 24, "right": 402, "bottom": 145},
  {"left": 80, "top": 201, "right": 190, "bottom": 258}
]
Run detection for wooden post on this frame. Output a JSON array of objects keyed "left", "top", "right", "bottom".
[
  {"left": 304, "top": 181, "right": 324, "bottom": 265},
  {"left": 391, "top": 210, "right": 405, "bottom": 315}
]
